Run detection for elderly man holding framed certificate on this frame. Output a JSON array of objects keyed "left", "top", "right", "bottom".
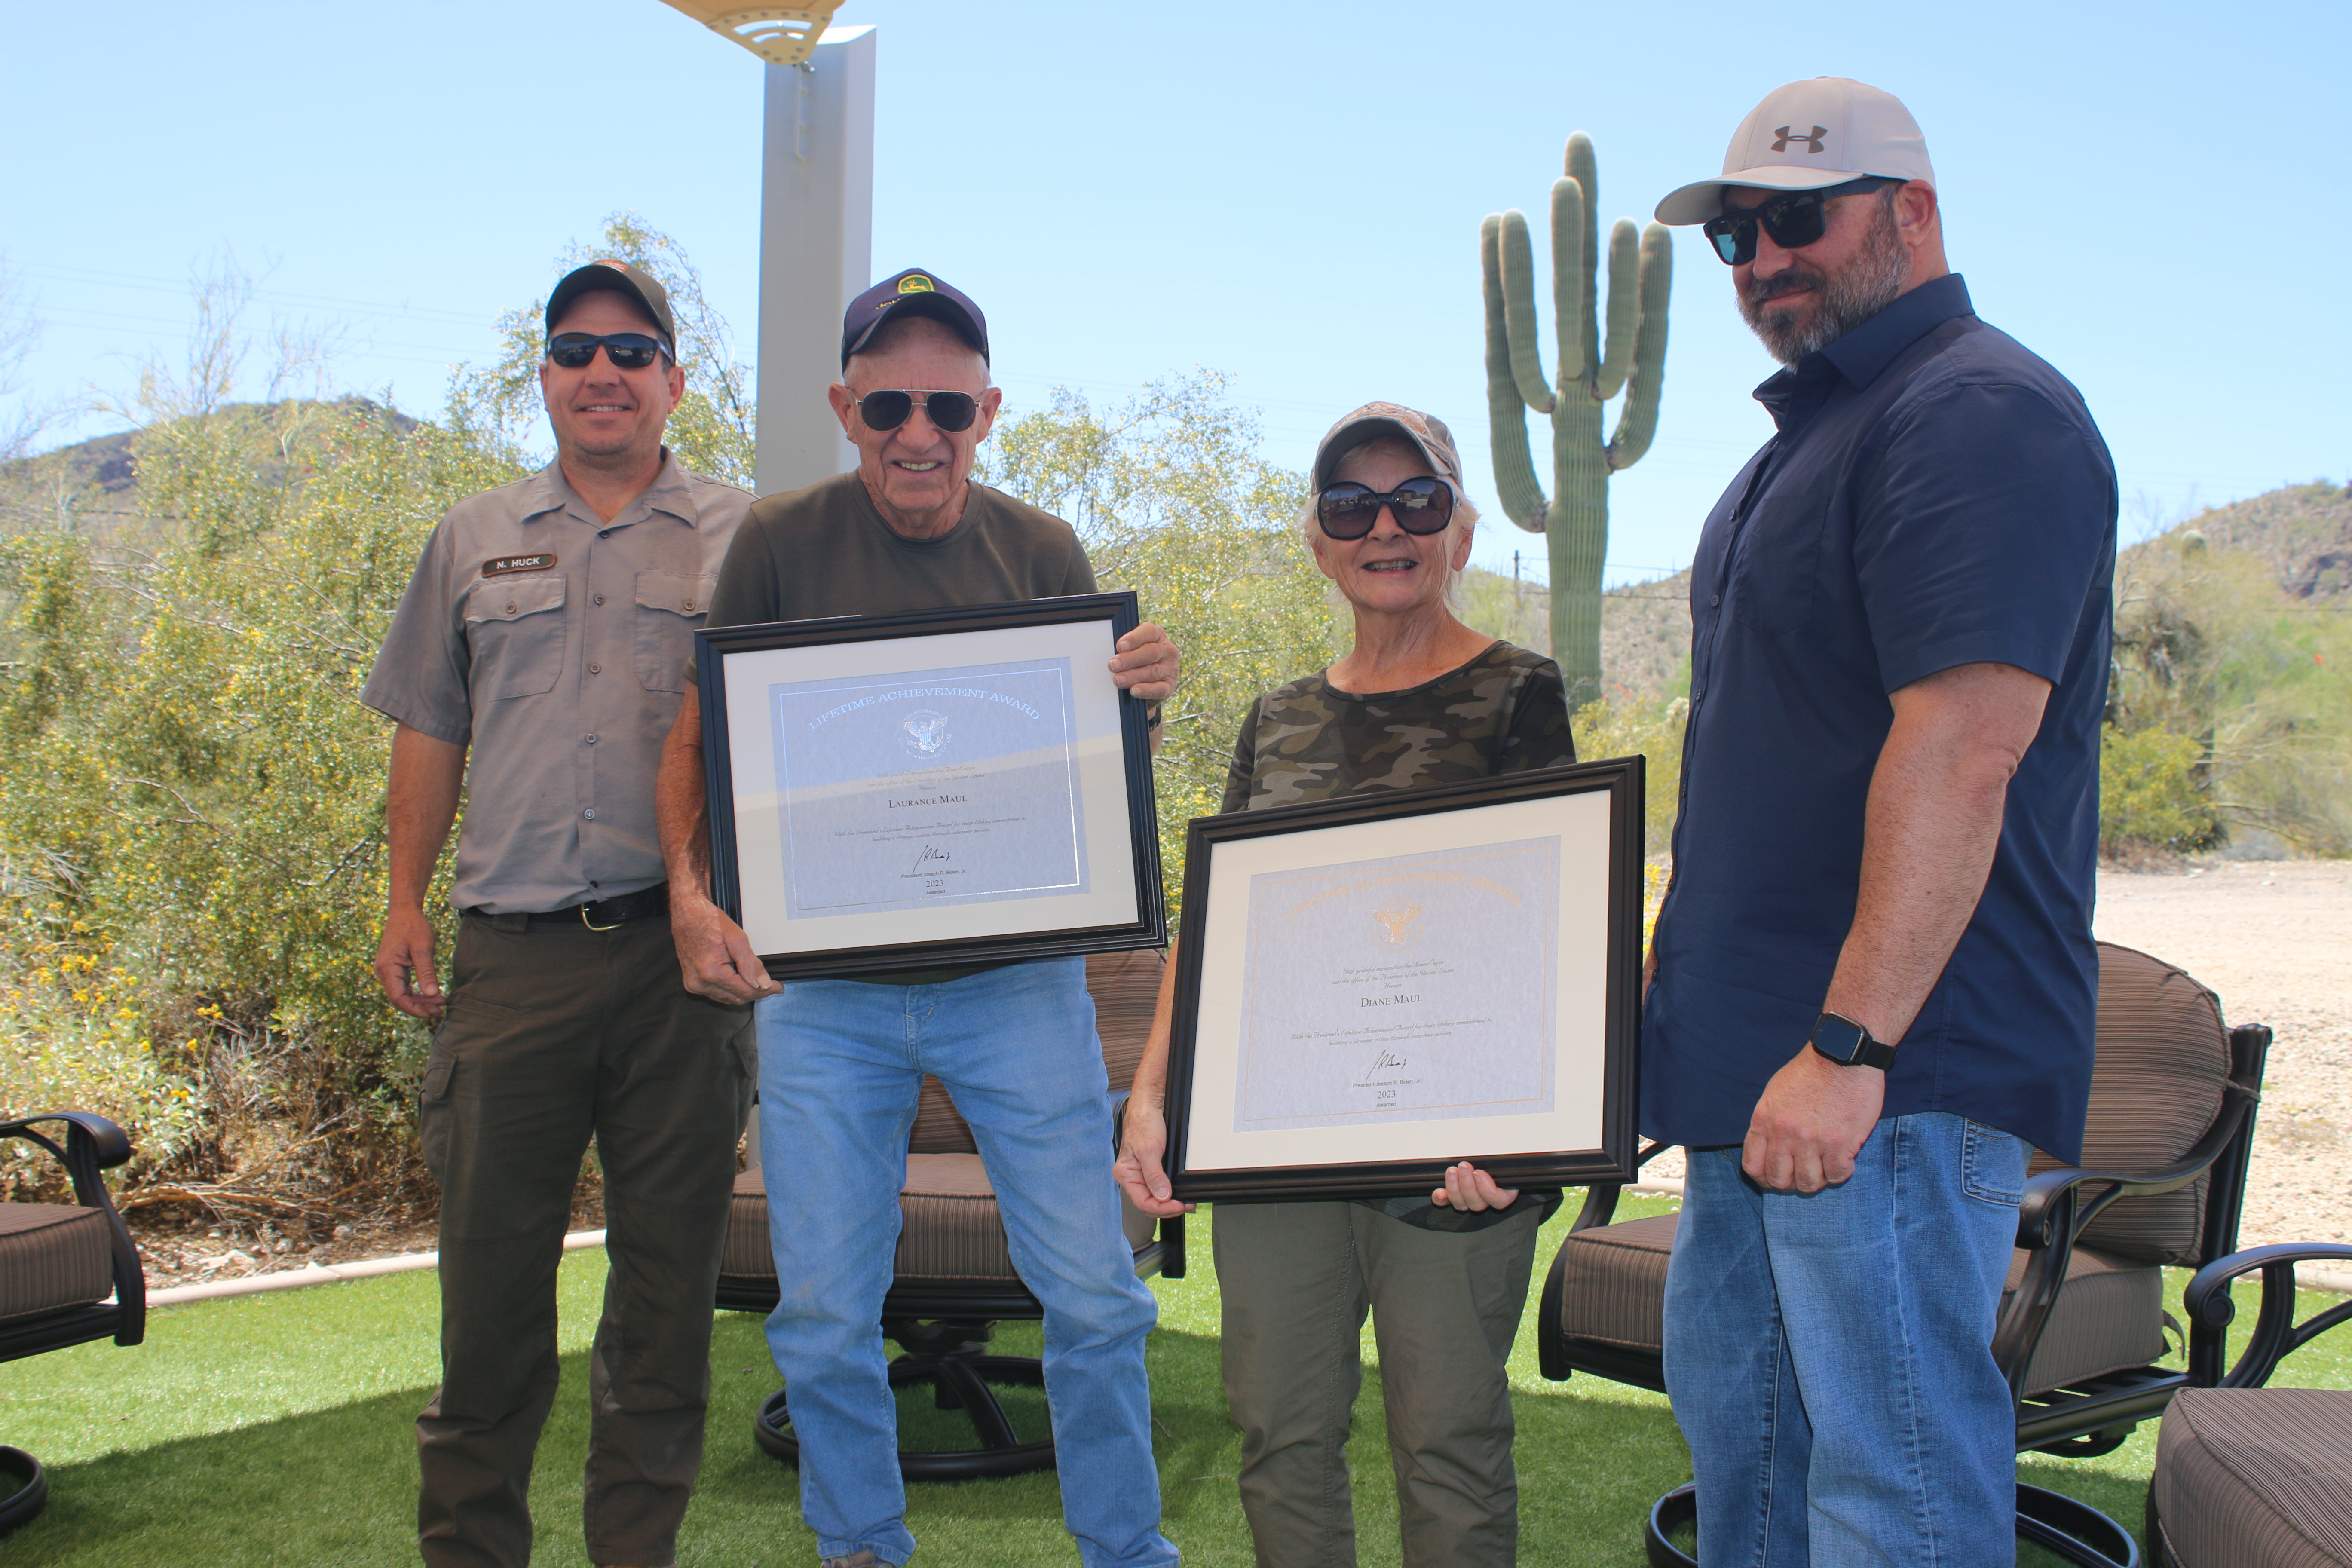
[
  {"left": 654, "top": 270, "right": 1181, "bottom": 1568},
  {"left": 1116, "top": 403, "right": 1633, "bottom": 1568}
]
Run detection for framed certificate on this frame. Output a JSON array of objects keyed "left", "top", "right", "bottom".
[
  {"left": 1164, "top": 759, "right": 1644, "bottom": 1202},
  {"left": 695, "top": 593, "right": 1166, "bottom": 980}
]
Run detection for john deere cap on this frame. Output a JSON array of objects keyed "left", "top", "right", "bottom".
[
  {"left": 1654, "top": 77, "right": 1936, "bottom": 225},
  {"left": 545, "top": 260, "right": 677, "bottom": 354},
  {"left": 1311, "top": 401, "right": 1465, "bottom": 493},
  {"left": 841, "top": 268, "right": 990, "bottom": 368}
]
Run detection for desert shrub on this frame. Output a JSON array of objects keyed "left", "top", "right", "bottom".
[
  {"left": 2099, "top": 725, "right": 2223, "bottom": 857},
  {"left": 2111, "top": 525, "right": 2352, "bottom": 854},
  {"left": 0, "top": 397, "right": 523, "bottom": 1218},
  {"left": 1569, "top": 694, "right": 1687, "bottom": 860}
]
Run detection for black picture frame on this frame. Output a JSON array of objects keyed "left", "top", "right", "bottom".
[
  {"left": 695, "top": 592, "right": 1166, "bottom": 980},
  {"left": 1164, "top": 757, "right": 1645, "bottom": 1203}
]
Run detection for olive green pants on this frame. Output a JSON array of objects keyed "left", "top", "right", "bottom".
[
  {"left": 1213, "top": 1200, "right": 1543, "bottom": 1568},
  {"left": 416, "top": 912, "right": 753, "bottom": 1568}
]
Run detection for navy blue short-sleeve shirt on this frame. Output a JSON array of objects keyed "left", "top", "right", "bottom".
[{"left": 1642, "top": 275, "right": 2117, "bottom": 1164}]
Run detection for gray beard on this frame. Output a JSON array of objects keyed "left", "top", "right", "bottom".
[{"left": 1740, "top": 197, "right": 1913, "bottom": 366}]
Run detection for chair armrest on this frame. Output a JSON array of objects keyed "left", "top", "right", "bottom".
[
  {"left": 2182, "top": 1242, "right": 2352, "bottom": 1390},
  {"left": 0, "top": 1110, "right": 145, "bottom": 1346},
  {"left": 2013, "top": 1080, "right": 2260, "bottom": 1250},
  {"left": 1568, "top": 1141, "right": 1674, "bottom": 1234},
  {"left": 0, "top": 1112, "right": 134, "bottom": 1209},
  {"left": 0, "top": 1111, "right": 133, "bottom": 1171},
  {"left": 2014, "top": 1161, "right": 2204, "bottom": 1250}
]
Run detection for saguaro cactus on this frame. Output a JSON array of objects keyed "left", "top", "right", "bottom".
[{"left": 1480, "top": 132, "right": 1671, "bottom": 704}]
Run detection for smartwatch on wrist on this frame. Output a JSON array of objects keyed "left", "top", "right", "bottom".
[{"left": 1808, "top": 1010, "right": 1897, "bottom": 1070}]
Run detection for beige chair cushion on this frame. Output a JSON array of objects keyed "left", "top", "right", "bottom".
[
  {"left": 720, "top": 1157, "right": 1158, "bottom": 1287},
  {"left": 2026, "top": 942, "right": 2231, "bottom": 1267},
  {"left": 1552, "top": 1211, "right": 2165, "bottom": 1395},
  {"left": 2154, "top": 1388, "right": 2352, "bottom": 1568},
  {"left": 2000, "top": 1243, "right": 2167, "bottom": 1391},
  {"left": 0, "top": 1202, "right": 114, "bottom": 1325}
]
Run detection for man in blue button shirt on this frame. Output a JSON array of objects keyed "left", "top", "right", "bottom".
[{"left": 1643, "top": 78, "right": 2117, "bottom": 1565}]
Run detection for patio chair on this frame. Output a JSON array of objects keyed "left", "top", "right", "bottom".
[
  {"left": 2146, "top": 1240, "right": 2352, "bottom": 1568},
  {"left": 715, "top": 947, "right": 1185, "bottom": 1480},
  {"left": 1, "top": 1112, "right": 146, "bottom": 1537},
  {"left": 1536, "top": 941, "right": 2269, "bottom": 1568}
]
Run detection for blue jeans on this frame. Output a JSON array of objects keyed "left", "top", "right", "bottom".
[
  {"left": 1662, "top": 1112, "right": 2028, "bottom": 1568},
  {"left": 756, "top": 957, "right": 1176, "bottom": 1568}
]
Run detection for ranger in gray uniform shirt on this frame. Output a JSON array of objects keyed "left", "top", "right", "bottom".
[{"left": 364, "top": 260, "right": 759, "bottom": 1568}]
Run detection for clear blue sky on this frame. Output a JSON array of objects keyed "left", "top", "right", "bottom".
[{"left": 4, "top": 0, "right": 2345, "bottom": 584}]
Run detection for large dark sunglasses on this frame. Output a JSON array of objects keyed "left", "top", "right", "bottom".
[
  {"left": 1702, "top": 176, "right": 1899, "bottom": 266},
  {"left": 853, "top": 389, "right": 980, "bottom": 433},
  {"left": 1316, "top": 477, "right": 1456, "bottom": 540},
  {"left": 547, "top": 331, "right": 671, "bottom": 370}
]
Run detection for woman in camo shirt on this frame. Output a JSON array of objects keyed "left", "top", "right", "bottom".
[{"left": 1116, "top": 402, "right": 1575, "bottom": 1568}]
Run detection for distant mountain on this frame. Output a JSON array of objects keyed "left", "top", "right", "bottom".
[
  {"left": 1485, "top": 478, "right": 2352, "bottom": 709},
  {"left": 2167, "top": 481, "right": 2352, "bottom": 600},
  {"left": 0, "top": 398, "right": 420, "bottom": 544}
]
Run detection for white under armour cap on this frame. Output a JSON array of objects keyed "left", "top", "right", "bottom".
[{"left": 1655, "top": 77, "right": 1936, "bottom": 225}]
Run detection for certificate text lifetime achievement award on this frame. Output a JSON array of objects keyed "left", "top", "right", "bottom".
[
  {"left": 767, "top": 657, "right": 1090, "bottom": 916},
  {"left": 1234, "top": 838, "right": 1559, "bottom": 1132}
]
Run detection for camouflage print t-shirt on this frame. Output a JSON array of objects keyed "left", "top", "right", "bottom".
[
  {"left": 1220, "top": 639, "right": 1575, "bottom": 1231},
  {"left": 1221, "top": 640, "right": 1575, "bottom": 813}
]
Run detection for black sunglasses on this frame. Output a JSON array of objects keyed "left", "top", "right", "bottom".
[
  {"left": 1316, "top": 477, "right": 1456, "bottom": 540},
  {"left": 547, "top": 331, "right": 671, "bottom": 370},
  {"left": 853, "top": 389, "right": 980, "bottom": 433},
  {"left": 1702, "top": 177, "right": 1900, "bottom": 266}
]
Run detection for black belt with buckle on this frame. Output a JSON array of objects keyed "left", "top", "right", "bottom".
[{"left": 472, "top": 884, "right": 670, "bottom": 932}]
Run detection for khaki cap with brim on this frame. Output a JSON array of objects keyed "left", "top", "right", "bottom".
[
  {"left": 1313, "top": 402, "right": 1465, "bottom": 493},
  {"left": 1654, "top": 77, "right": 1935, "bottom": 226}
]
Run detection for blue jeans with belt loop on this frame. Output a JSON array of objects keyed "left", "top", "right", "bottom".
[
  {"left": 755, "top": 956, "right": 1177, "bottom": 1568},
  {"left": 1662, "top": 1112, "right": 2030, "bottom": 1568}
]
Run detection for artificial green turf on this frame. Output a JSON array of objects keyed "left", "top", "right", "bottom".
[{"left": 3, "top": 1196, "right": 2346, "bottom": 1565}]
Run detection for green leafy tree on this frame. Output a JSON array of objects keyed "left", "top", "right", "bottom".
[
  {"left": 979, "top": 375, "right": 1345, "bottom": 915},
  {"left": 448, "top": 214, "right": 755, "bottom": 488}
]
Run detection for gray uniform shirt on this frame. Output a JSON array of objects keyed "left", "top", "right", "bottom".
[{"left": 362, "top": 453, "right": 751, "bottom": 914}]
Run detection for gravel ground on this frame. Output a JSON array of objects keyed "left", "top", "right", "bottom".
[{"left": 1640, "top": 860, "right": 2352, "bottom": 1249}]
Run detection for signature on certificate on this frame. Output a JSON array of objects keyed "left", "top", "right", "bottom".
[{"left": 911, "top": 843, "right": 952, "bottom": 873}]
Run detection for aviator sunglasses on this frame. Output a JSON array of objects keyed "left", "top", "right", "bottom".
[
  {"left": 547, "top": 331, "right": 671, "bottom": 371},
  {"left": 853, "top": 389, "right": 981, "bottom": 433},
  {"left": 1316, "top": 476, "right": 1456, "bottom": 540},
  {"left": 1701, "top": 176, "right": 1899, "bottom": 266}
]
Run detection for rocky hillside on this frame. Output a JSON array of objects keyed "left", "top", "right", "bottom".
[{"left": 0, "top": 398, "right": 419, "bottom": 546}]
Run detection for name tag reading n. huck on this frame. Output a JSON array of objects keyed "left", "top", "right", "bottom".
[
  {"left": 766, "top": 656, "right": 1090, "bottom": 918},
  {"left": 482, "top": 553, "right": 558, "bottom": 576},
  {"left": 1233, "top": 836, "right": 1560, "bottom": 1133}
]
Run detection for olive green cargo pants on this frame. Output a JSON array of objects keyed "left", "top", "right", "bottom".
[
  {"left": 1213, "top": 1199, "right": 1544, "bottom": 1568},
  {"left": 416, "top": 912, "right": 753, "bottom": 1568}
]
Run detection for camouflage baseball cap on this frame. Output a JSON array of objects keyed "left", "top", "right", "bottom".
[
  {"left": 545, "top": 260, "right": 677, "bottom": 355},
  {"left": 1312, "top": 401, "right": 1465, "bottom": 493}
]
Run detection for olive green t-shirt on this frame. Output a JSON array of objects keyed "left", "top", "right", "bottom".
[
  {"left": 1221, "top": 640, "right": 1577, "bottom": 1231},
  {"left": 702, "top": 472, "right": 1098, "bottom": 985},
  {"left": 704, "top": 470, "right": 1096, "bottom": 633}
]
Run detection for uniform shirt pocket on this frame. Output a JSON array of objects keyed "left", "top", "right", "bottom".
[
  {"left": 463, "top": 576, "right": 568, "bottom": 700},
  {"left": 1728, "top": 490, "right": 1828, "bottom": 640},
  {"left": 634, "top": 570, "right": 717, "bottom": 692}
]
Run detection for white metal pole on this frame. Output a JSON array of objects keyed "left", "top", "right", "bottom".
[{"left": 753, "top": 24, "right": 876, "bottom": 498}]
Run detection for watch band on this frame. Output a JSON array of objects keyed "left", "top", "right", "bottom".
[{"left": 1808, "top": 1010, "right": 1898, "bottom": 1070}]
